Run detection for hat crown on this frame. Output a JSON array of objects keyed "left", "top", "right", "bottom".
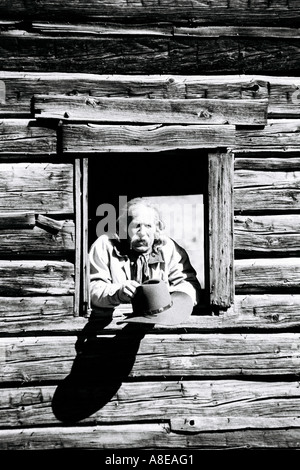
[{"left": 132, "top": 280, "right": 172, "bottom": 316}]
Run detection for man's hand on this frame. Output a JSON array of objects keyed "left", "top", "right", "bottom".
[{"left": 118, "top": 280, "right": 140, "bottom": 303}]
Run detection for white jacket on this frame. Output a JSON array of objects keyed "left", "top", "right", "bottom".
[{"left": 89, "top": 234, "right": 201, "bottom": 309}]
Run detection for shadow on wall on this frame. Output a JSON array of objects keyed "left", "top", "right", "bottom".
[{"left": 52, "top": 312, "right": 152, "bottom": 423}]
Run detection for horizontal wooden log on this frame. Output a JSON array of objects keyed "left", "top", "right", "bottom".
[
  {"left": 0, "top": 192, "right": 73, "bottom": 214},
  {"left": 235, "top": 156, "right": 300, "bottom": 171},
  {"left": 174, "top": 26, "right": 300, "bottom": 39},
  {"left": 232, "top": 295, "right": 300, "bottom": 328},
  {"left": 235, "top": 120, "right": 300, "bottom": 149},
  {"left": 235, "top": 258, "right": 300, "bottom": 293},
  {"left": 170, "top": 417, "right": 300, "bottom": 433},
  {"left": 234, "top": 214, "right": 300, "bottom": 255},
  {"left": 0, "top": 224, "right": 75, "bottom": 257},
  {"left": 234, "top": 168, "right": 300, "bottom": 212},
  {"left": 0, "top": 0, "right": 299, "bottom": 25},
  {"left": 0, "top": 296, "right": 88, "bottom": 334},
  {"left": 100, "top": 295, "right": 300, "bottom": 330},
  {"left": 1, "top": 294, "right": 300, "bottom": 333},
  {"left": 1, "top": 423, "right": 300, "bottom": 450},
  {"left": 0, "top": 34, "right": 299, "bottom": 75},
  {"left": 0, "top": 162, "right": 73, "bottom": 214},
  {"left": 0, "top": 260, "right": 74, "bottom": 296},
  {"left": 0, "top": 211, "right": 35, "bottom": 229},
  {"left": 0, "top": 119, "right": 56, "bottom": 154},
  {"left": 235, "top": 188, "right": 300, "bottom": 212},
  {"left": 235, "top": 169, "right": 300, "bottom": 189},
  {"left": 63, "top": 123, "right": 235, "bottom": 152},
  {"left": 26, "top": 24, "right": 300, "bottom": 39},
  {"left": 0, "top": 296, "right": 74, "bottom": 317},
  {"left": 1, "top": 333, "right": 300, "bottom": 383},
  {"left": 33, "top": 94, "right": 268, "bottom": 125},
  {"left": 0, "top": 73, "right": 275, "bottom": 117},
  {"left": 2, "top": 72, "right": 300, "bottom": 118},
  {"left": 1, "top": 379, "right": 300, "bottom": 428}
]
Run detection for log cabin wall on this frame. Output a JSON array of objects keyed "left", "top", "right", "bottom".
[{"left": 1, "top": 0, "right": 300, "bottom": 451}]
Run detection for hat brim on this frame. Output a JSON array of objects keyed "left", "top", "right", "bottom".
[{"left": 120, "top": 291, "right": 193, "bottom": 326}]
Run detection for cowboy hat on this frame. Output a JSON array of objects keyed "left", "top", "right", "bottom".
[{"left": 121, "top": 279, "right": 193, "bottom": 325}]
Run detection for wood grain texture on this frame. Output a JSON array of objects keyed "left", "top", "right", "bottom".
[
  {"left": 0, "top": 223, "right": 75, "bottom": 257},
  {"left": 2, "top": 72, "right": 300, "bottom": 118},
  {"left": 1, "top": 294, "right": 300, "bottom": 333},
  {"left": 234, "top": 214, "right": 300, "bottom": 255},
  {"left": 1, "top": 423, "right": 300, "bottom": 449},
  {"left": 33, "top": 94, "right": 268, "bottom": 125},
  {"left": 0, "top": 33, "right": 299, "bottom": 75},
  {"left": 0, "top": 119, "right": 56, "bottom": 155},
  {"left": 1, "top": 379, "right": 300, "bottom": 427},
  {"left": 0, "top": 260, "right": 75, "bottom": 296},
  {"left": 208, "top": 152, "right": 234, "bottom": 308},
  {"left": 0, "top": 0, "right": 299, "bottom": 25},
  {"left": 235, "top": 258, "right": 300, "bottom": 293},
  {"left": 235, "top": 120, "right": 300, "bottom": 149},
  {"left": 0, "top": 162, "right": 74, "bottom": 214},
  {"left": 62, "top": 123, "right": 235, "bottom": 152},
  {"left": 234, "top": 168, "right": 300, "bottom": 212},
  {"left": 1, "top": 333, "right": 300, "bottom": 382}
]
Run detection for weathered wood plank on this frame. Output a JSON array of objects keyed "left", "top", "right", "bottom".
[
  {"left": 1, "top": 379, "right": 300, "bottom": 427},
  {"left": 0, "top": 423, "right": 300, "bottom": 450},
  {"left": 235, "top": 120, "right": 300, "bottom": 149},
  {"left": 234, "top": 214, "right": 300, "bottom": 255},
  {"left": 0, "top": 0, "right": 299, "bottom": 25},
  {"left": 235, "top": 188, "right": 300, "bottom": 212},
  {"left": 235, "top": 258, "right": 300, "bottom": 293},
  {"left": 0, "top": 163, "right": 74, "bottom": 214},
  {"left": 45, "top": 94, "right": 268, "bottom": 124},
  {"left": 234, "top": 168, "right": 300, "bottom": 212},
  {"left": 27, "top": 24, "right": 300, "bottom": 39},
  {"left": 0, "top": 296, "right": 74, "bottom": 317},
  {"left": 233, "top": 294, "right": 300, "bottom": 328},
  {"left": 234, "top": 169, "right": 300, "bottom": 189},
  {"left": 0, "top": 296, "right": 88, "bottom": 334},
  {"left": 2, "top": 73, "right": 300, "bottom": 116},
  {"left": 0, "top": 119, "right": 56, "bottom": 154},
  {"left": 0, "top": 260, "right": 74, "bottom": 296},
  {"left": 0, "top": 224, "right": 75, "bottom": 257},
  {"left": 209, "top": 152, "right": 234, "bottom": 309},
  {"left": 0, "top": 34, "right": 299, "bottom": 75},
  {"left": 33, "top": 94, "right": 268, "bottom": 125},
  {"left": 1, "top": 333, "right": 300, "bottom": 382},
  {"left": 174, "top": 26, "right": 300, "bottom": 39},
  {"left": 3, "top": 72, "right": 300, "bottom": 118},
  {"left": 235, "top": 156, "right": 300, "bottom": 171},
  {"left": 0, "top": 73, "right": 274, "bottom": 116},
  {"left": 171, "top": 417, "right": 300, "bottom": 432},
  {"left": 0, "top": 211, "right": 35, "bottom": 229},
  {"left": 63, "top": 123, "right": 235, "bottom": 152},
  {"left": 0, "top": 162, "right": 73, "bottom": 192},
  {"left": 0, "top": 192, "right": 74, "bottom": 213},
  {"left": 1, "top": 294, "right": 300, "bottom": 333}
]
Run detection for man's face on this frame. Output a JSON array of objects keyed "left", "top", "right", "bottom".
[{"left": 128, "top": 205, "right": 157, "bottom": 254}]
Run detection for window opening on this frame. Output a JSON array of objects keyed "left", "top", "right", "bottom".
[{"left": 87, "top": 150, "right": 209, "bottom": 312}]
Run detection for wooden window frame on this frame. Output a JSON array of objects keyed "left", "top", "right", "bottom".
[{"left": 75, "top": 148, "right": 234, "bottom": 317}]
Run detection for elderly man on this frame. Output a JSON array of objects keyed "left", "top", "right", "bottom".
[{"left": 89, "top": 197, "right": 201, "bottom": 314}]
